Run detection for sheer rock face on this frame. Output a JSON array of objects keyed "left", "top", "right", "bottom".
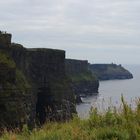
[
  {"left": 65, "top": 59, "right": 99, "bottom": 100},
  {"left": 66, "top": 59, "right": 89, "bottom": 75},
  {"left": 0, "top": 33, "right": 76, "bottom": 128},
  {"left": 89, "top": 64, "right": 133, "bottom": 80}
]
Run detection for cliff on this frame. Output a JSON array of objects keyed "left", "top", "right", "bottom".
[
  {"left": 89, "top": 64, "right": 133, "bottom": 80},
  {"left": 0, "top": 32, "right": 76, "bottom": 128},
  {"left": 65, "top": 59, "right": 99, "bottom": 103}
]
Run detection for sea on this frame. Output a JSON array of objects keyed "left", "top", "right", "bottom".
[{"left": 76, "top": 65, "right": 140, "bottom": 118}]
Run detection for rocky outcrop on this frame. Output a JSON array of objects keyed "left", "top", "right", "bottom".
[
  {"left": 0, "top": 32, "right": 76, "bottom": 128},
  {"left": 65, "top": 59, "right": 99, "bottom": 102},
  {"left": 89, "top": 64, "right": 133, "bottom": 80}
]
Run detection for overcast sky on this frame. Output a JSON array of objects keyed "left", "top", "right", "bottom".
[{"left": 0, "top": 0, "right": 140, "bottom": 64}]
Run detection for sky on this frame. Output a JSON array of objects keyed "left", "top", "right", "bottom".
[{"left": 0, "top": 0, "right": 140, "bottom": 64}]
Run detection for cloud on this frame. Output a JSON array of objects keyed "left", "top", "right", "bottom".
[{"left": 0, "top": 0, "right": 140, "bottom": 64}]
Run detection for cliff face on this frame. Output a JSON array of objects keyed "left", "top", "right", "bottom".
[
  {"left": 0, "top": 51, "right": 33, "bottom": 128},
  {"left": 89, "top": 64, "right": 133, "bottom": 80},
  {"left": 0, "top": 32, "right": 75, "bottom": 128},
  {"left": 65, "top": 59, "right": 99, "bottom": 102},
  {"left": 66, "top": 59, "right": 89, "bottom": 75}
]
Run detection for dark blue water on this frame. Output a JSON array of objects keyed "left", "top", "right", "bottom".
[{"left": 76, "top": 65, "right": 140, "bottom": 118}]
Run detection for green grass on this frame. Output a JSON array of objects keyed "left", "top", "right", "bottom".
[
  {"left": 1, "top": 96, "right": 140, "bottom": 140},
  {"left": 0, "top": 51, "right": 31, "bottom": 95},
  {"left": 0, "top": 51, "right": 15, "bottom": 69}
]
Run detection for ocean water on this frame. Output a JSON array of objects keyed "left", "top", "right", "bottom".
[{"left": 76, "top": 65, "right": 140, "bottom": 118}]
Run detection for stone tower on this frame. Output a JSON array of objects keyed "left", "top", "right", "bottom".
[{"left": 0, "top": 31, "right": 12, "bottom": 47}]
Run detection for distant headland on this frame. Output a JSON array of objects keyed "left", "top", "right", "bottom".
[{"left": 89, "top": 63, "right": 133, "bottom": 80}]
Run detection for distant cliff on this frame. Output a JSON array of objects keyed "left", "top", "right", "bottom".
[
  {"left": 89, "top": 64, "right": 133, "bottom": 80},
  {"left": 65, "top": 59, "right": 99, "bottom": 103},
  {"left": 0, "top": 31, "right": 76, "bottom": 128}
]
